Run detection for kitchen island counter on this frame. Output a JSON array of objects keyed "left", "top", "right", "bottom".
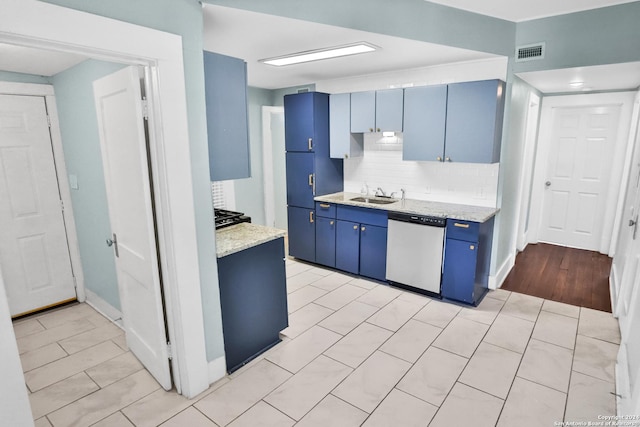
[
  {"left": 315, "top": 192, "right": 499, "bottom": 223},
  {"left": 216, "top": 223, "right": 286, "bottom": 258}
]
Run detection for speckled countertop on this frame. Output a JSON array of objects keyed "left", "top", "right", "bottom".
[
  {"left": 216, "top": 223, "right": 286, "bottom": 258},
  {"left": 315, "top": 192, "right": 499, "bottom": 223}
]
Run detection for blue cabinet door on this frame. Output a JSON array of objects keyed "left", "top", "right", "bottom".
[
  {"left": 375, "top": 88, "right": 403, "bottom": 132},
  {"left": 315, "top": 217, "right": 336, "bottom": 268},
  {"left": 336, "top": 220, "right": 360, "bottom": 274},
  {"left": 441, "top": 238, "right": 478, "bottom": 304},
  {"left": 286, "top": 152, "right": 314, "bottom": 208},
  {"left": 359, "top": 224, "right": 387, "bottom": 281},
  {"left": 329, "top": 93, "right": 363, "bottom": 159},
  {"left": 350, "top": 91, "right": 376, "bottom": 133},
  {"left": 403, "top": 85, "right": 447, "bottom": 161},
  {"left": 204, "top": 51, "right": 250, "bottom": 181},
  {"left": 445, "top": 80, "right": 505, "bottom": 163},
  {"left": 287, "top": 206, "right": 315, "bottom": 262},
  {"left": 284, "top": 92, "right": 315, "bottom": 152}
]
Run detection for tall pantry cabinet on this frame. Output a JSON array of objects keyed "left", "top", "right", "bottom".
[{"left": 285, "top": 92, "right": 343, "bottom": 262}]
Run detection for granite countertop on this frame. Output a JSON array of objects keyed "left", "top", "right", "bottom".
[
  {"left": 216, "top": 223, "right": 286, "bottom": 258},
  {"left": 315, "top": 192, "right": 499, "bottom": 223}
]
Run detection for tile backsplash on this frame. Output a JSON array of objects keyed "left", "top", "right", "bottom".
[{"left": 343, "top": 134, "right": 499, "bottom": 208}]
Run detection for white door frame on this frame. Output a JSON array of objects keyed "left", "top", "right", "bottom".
[
  {"left": 528, "top": 92, "right": 636, "bottom": 255},
  {"left": 262, "top": 106, "right": 285, "bottom": 228},
  {"left": 0, "top": 82, "right": 86, "bottom": 305},
  {"left": 515, "top": 92, "right": 541, "bottom": 252},
  {"left": 1, "top": 0, "right": 210, "bottom": 398}
]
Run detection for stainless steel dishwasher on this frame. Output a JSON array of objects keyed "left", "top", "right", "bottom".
[{"left": 386, "top": 212, "right": 446, "bottom": 297}]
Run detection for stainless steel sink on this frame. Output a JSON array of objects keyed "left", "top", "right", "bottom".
[{"left": 350, "top": 196, "right": 397, "bottom": 205}]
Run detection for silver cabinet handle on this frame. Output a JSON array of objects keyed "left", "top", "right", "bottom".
[
  {"left": 308, "top": 138, "right": 313, "bottom": 151},
  {"left": 436, "top": 156, "right": 442, "bottom": 162},
  {"left": 361, "top": 226, "right": 366, "bottom": 231},
  {"left": 353, "top": 225, "right": 358, "bottom": 230},
  {"left": 445, "top": 157, "right": 451, "bottom": 162},
  {"left": 309, "top": 211, "right": 314, "bottom": 223}
]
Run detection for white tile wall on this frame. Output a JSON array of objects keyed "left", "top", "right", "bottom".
[{"left": 344, "top": 134, "right": 499, "bottom": 207}]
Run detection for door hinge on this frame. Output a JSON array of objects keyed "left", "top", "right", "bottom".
[
  {"left": 47, "top": 115, "right": 52, "bottom": 128},
  {"left": 60, "top": 199, "right": 64, "bottom": 212},
  {"left": 167, "top": 342, "right": 173, "bottom": 360},
  {"left": 141, "top": 99, "right": 149, "bottom": 120}
]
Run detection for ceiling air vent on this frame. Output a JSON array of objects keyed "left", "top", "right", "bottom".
[{"left": 515, "top": 42, "right": 545, "bottom": 62}]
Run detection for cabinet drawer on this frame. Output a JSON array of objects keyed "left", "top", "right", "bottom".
[
  {"left": 446, "top": 220, "right": 480, "bottom": 242},
  {"left": 315, "top": 202, "right": 336, "bottom": 218},
  {"left": 337, "top": 205, "right": 387, "bottom": 227}
]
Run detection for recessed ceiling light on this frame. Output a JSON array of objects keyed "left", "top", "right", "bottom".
[
  {"left": 569, "top": 81, "right": 584, "bottom": 88},
  {"left": 260, "top": 43, "right": 377, "bottom": 67}
]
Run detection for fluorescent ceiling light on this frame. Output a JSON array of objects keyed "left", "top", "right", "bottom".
[{"left": 260, "top": 43, "right": 377, "bottom": 66}]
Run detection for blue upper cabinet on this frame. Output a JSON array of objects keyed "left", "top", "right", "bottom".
[
  {"left": 350, "top": 89, "right": 403, "bottom": 133},
  {"left": 285, "top": 92, "right": 318, "bottom": 152},
  {"left": 375, "top": 89, "right": 403, "bottom": 132},
  {"left": 350, "top": 91, "right": 376, "bottom": 133},
  {"left": 403, "top": 85, "right": 448, "bottom": 161},
  {"left": 329, "top": 93, "right": 363, "bottom": 159},
  {"left": 445, "top": 79, "right": 506, "bottom": 164},
  {"left": 203, "top": 51, "right": 250, "bottom": 181}
]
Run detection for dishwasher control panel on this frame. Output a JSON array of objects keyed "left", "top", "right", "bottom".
[{"left": 388, "top": 212, "right": 446, "bottom": 227}]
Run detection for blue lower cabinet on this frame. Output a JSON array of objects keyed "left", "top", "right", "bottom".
[
  {"left": 335, "top": 218, "right": 388, "bottom": 280},
  {"left": 336, "top": 220, "right": 360, "bottom": 274},
  {"left": 441, "top": 218, "right": 494, "bottom": 306},
  {"left": 217, "top": 238, "right": 288, "bottom": 373},
  {"left": 441, "top": 238, "right": 478, "bottom": 304},
  {"left": 315, "top": 217, "right": 336, "bottom": 267},
  {"left": 287, "top": 206, "right": 315, "bottom": 262},
  {"left": 359, "top": 224, "right": 387, "bottom": 281}
]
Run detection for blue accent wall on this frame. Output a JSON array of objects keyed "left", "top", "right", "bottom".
[{"left": 51, "top": 59, "right": 127, "bottom": 311}]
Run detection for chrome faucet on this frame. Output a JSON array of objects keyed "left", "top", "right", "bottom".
[
  {"left": 375, "top": 187, "right": 386, "bottom": 197},
  {"left": 390, "top": 188, "right": 406, "bottom": 201}
]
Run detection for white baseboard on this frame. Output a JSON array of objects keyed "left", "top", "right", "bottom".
[
  {"left": 489, "top": 254, "right": 515, "bottom": 290},
  {"left": 84, "top": 288, "right": 123, "bottom": 326},
  {"left": 208, "top": 356, "right": 227, "bottom": 384}
]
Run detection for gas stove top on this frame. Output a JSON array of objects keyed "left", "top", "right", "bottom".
[{"left": 214, "top": 208, "right": 251, "bottom": 230}]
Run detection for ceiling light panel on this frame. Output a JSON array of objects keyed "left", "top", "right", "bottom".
[{"left": 260, "top": 43, "right": 377, "bottom": 66}]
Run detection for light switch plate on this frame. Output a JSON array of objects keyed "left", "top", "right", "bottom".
[{"left": 69, "top": 174, "right": 79, "bottom": 190}]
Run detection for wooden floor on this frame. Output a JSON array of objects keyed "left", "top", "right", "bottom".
[{"left": 501, "top": 243, "right": 613, "bottom": 312}]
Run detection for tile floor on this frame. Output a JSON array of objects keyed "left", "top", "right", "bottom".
[{"left": 14, "top": 258, "right": 621, "bottom": 426}]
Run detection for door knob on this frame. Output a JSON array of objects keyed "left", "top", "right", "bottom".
[
  {"left": 106, "top": 233, "right": 119, "bottom": 257},
  {"left": 630, "top": 219, "right": 637, "bottom": 227},
  {"left": 545, "top": 181, "right": 551, "bottom": 187},
  {"left": 106, "top": 238, "right": 114, "bottom": 247}
]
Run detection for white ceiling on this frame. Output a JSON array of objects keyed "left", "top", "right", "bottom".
[
  {"left": 428, "top": 0, "right": 638, "bottom": 22},
  {"left": 202, "top": 5, "right": 497, "bottom": 90},
  {"left": 1, "top": 2, "right": 638, "bottom": 94},
  {"left": 0, "top": 43, "right": 86, "bottom": 77}
]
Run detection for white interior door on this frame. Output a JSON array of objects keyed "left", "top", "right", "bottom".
[
  {"left": 262, "top": 106, "right": 287, "bottom": 230},
  {"left": 0, "top": 94, "right": 76, "bottom": 317},
  {"left": 93, "top": 66, "right": 171, "bottom": 390},
  {"left": 539, "top": 105, "right": 620, "bottom": 251}
]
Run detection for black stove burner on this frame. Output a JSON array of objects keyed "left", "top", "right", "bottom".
[{"left": 215, "top": 208, "right": 251, "bottom": 229}]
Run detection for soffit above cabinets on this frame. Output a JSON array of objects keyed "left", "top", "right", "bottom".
[
  {"left": 517, "top": 62, "right": 640, "bottom": 94},
  {"left": 202, "top": 4, "right": 499, "bottom": 90},
  {"left": 0, "top": 43, "right": 87, "bottom": 76}
]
